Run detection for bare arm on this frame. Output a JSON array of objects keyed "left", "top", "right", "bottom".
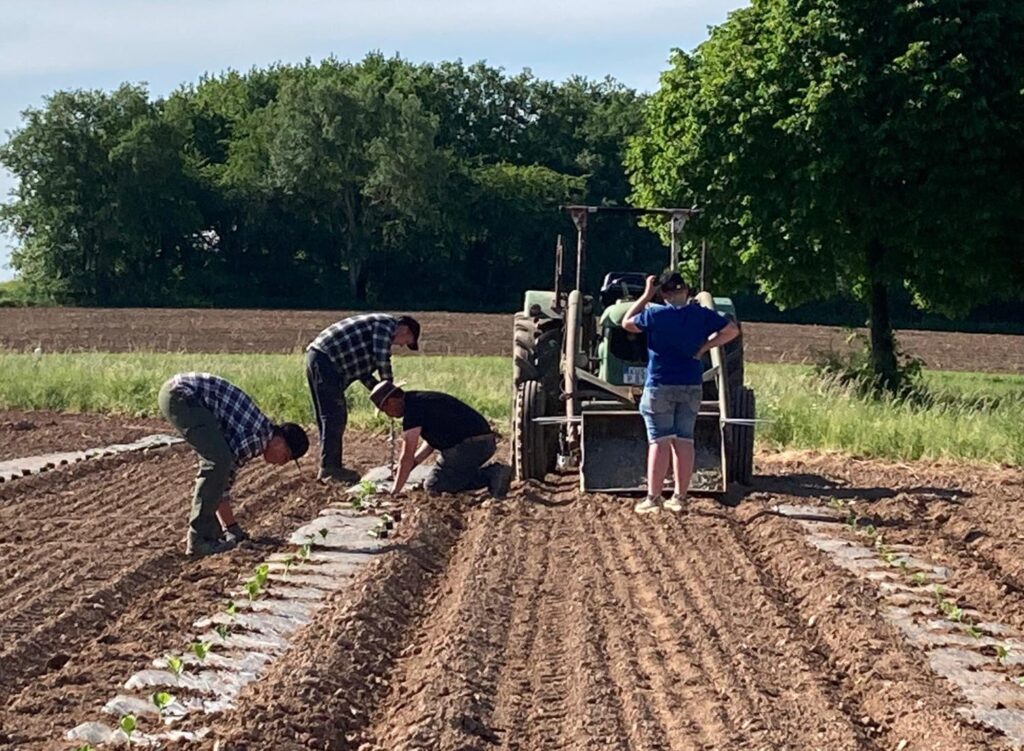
[
  {"left": 390, "top": 427, "right": 422, "bottom": 494},
  {"left": 413, "top": 441, "right": 435, "bottom": 465},
  {"left": 695, "top": 320, "right": 740, "bottom": 359},
  {"left": 622, "top": 275, "right": 658, "bottom": 333}
]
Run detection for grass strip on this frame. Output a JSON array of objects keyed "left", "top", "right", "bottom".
[{"left": 0, "top": 353, "right": 1020, "bottom": 465}]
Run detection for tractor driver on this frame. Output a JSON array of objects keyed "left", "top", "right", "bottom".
[
  {"left": 623, "top": 271, "right": 740, "bottom": 513},
  {"left": 369, "top": 380, "right": 512, "bottom": 499}
]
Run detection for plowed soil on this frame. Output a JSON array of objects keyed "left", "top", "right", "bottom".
[
  {"left": 2, "top": 307, "right": 1021, "bottom": 373},
  {"left": 3, "top": 419, "right": 1024, "bottom": 750},
  {"left": 0, "top": 410, "right": 166, "bottom": 461}
]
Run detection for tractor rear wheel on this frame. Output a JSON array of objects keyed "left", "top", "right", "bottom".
[
  {"left": 727, "top": 386, "right": 755, "bottom": 486},
  {"left": 512, "top": 380, "right": 551, "bottom": 481}
]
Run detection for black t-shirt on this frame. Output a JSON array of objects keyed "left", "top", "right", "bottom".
[{"left": 402, "top": 391, "right": 492, "bottom": 450}]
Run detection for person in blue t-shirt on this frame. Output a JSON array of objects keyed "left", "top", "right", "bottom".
[{"left": 623, "top": 271, "right": 740, "bottom": 513}]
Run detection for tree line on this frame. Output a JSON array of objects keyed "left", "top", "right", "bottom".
[{"left": 0, "top": 55, "right": 655, "bottom": 309}]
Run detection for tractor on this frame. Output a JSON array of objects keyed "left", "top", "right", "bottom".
[{"left": 511, "top": 205, "right": 755, "bottom": 493}]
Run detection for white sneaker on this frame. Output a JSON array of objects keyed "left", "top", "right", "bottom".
[
  {"left": 663, "top": 495, "right": 685, "bottom": 513},
  {"left": 634, "top": 497, "right": 661, "bottom": 514}
]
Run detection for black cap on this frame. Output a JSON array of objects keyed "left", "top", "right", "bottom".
[
  {"left": 396, "top": 315, "right": 420, "bottom": 351},
  {"left": 275, "top": 423, "right": 309, "bottom": 461},
  {"left": 657, "top": 270, "right": 689, "bottom": 293}
]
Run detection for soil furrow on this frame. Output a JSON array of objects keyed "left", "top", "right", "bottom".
[
  {"left": 735, "top": 506, "right": 1002, "bottom": 750},
  {"left": 659, "top": 512, "right": 872, "bottom": 749},
  {"left": 362, "top": 506, "right": 529, "bottom": 750}
]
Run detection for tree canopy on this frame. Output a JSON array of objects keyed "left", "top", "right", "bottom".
[
  {"left": 0, "top": 55, "right": 645, "bottom": 309},
  {"left": 628, "top": 0, "right": 1024, "bottom": 387}
]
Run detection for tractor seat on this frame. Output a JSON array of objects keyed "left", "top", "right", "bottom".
[{"left": 600, "top": 272, "right": 648, "bottom": 306}]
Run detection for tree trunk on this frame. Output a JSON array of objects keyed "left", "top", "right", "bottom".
[
  {"left": 348, "top": 260, "right": 369, "bottom": 303},
  {"left": 865, "top": 238, "right": 899, "bottom": 392}
]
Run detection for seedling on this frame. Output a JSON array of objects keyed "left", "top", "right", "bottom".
[
  {"left": 119, "top": 714, "right": 137, "bottom": 746},
  {"left": 939, "top": 599, "right": 964, "bottom": 622},
  {"left": 932, "top": 584, "right": 945, "bottom": 601},
  {"left": 965, "top": 625, "right": 982, "bottom": 639},
  {"left": 215, "top": 624, "right": 230, "bottom": 641},
  {"left": 863, "top": 524, "right": 877, "bottom": 538},
  {"left": 225, "top": 600, "right": 238, "bottom": 617},
  {"left": 910, "top": 572, "right": 927, "bottom": 586},
  {"left": 827, "top": 497, "right": 845, "bottom": 510},
  {"left": 165, "top": 654, "right": 184, "bottom": 677},
  {"left": 299, "top": 542, "right": 312, "bottom": 560},
  {"left": 996, "top": 645, "right": 1010, "bottom": 663},
  {"left": 253, "top": 563, "right": 270, "bottom": 587},
  {"left": 191, "top": 641, "right": 211, "bottom": 661},
  {"left": 244, "top": 578, "right": 262, "bottom": 600},
  {"left": 152, "top": 691, "right": 174, "bottom": 712}
]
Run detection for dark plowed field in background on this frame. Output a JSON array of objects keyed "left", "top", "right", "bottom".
[
  {"left": 2, "top": 307, "right": 1022, "bottom": 373},
  {"left": 3, "top": 412, "right": 1024, "bottom": 749}
]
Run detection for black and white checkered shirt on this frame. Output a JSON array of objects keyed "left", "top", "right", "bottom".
[
  {"left": 307, "top": 314, "right": 397, "bottom": 388},
  {"left": 167, "top": 373, "right": 274, "bottom": 469}
]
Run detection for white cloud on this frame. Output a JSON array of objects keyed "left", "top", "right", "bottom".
[{"left": 0, "top": 0, "right": 741, "bottom": 77}]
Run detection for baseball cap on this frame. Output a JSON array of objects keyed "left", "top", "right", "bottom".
[
  {"left": 370, "top": 380, "right": 406, "bottom": 410},
  {"left": 396, "top": 315, "right": 420, "bottom": 350},
  {"left": 657, "top": 270, "right": 689, "bottom": 293}
]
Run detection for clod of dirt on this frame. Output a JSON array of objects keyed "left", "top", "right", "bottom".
[{"left": 45, "top": 653, "right": 70, "bottom": 671}]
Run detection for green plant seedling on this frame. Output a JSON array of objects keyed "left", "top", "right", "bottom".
[
  {"left": 165, "top": 654, "right": 184, "bottom": 677},
  {"left": 191, "top": 641, "right": 210, "bottom": 661},
  {"left": 966, "top": 625, "right": 982, "bottom": 639},
  {"left": 910, "top": 572, "right": 927, "bottom": 586},
  {"left": 299, "top": 542, "right": 312, "bottom": 560},
  {"left": 996, "top": 645, "right": 1010, "bottom": 662},
  {"left": 152, "top": 691, "right": 174, "bottom": 712},
  {"left": 827, "top": 497, "right": 845, "bottom": 510},
  {"left": 253, "top": 563, "right": 270, "bottom": 587},
  {"left": 939, "top": 600, "right": 963, "bottom": 622},
  {"left": 932, "top": 584, "right": 945, "bottom": 601},
  {"left": 215, "top": 624, "right": 230, "bottom": 641},
  {"left": 225, "top": 600, "right": 238, "bottom": 617},
  {"left": 863, "top": 524, "right": 877, "bottom": 538},
  {"left": 244, "top": 579, "right": 262, "bottom": 600},
  {"left": 119, "top": 714, "right": 137, "bottom": 746}
]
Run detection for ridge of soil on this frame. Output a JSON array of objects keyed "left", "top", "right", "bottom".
[{"left": 0, "top": 410, "right": 167, "bottom": 461}]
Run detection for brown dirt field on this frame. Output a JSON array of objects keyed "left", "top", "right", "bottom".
[
  {"left": 0, "top": 410, "right": 167, "bottom": 461},
  {"left": 1, "top": 307, "right": 1021, "bottom": 373},
  {"left": 3, "top": 417, "right": 1024, "bottom": 749}
]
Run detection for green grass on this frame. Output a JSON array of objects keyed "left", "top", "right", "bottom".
[
  {"left": 0, "top": 353, "right": 509, "bottom": 432},
  {"left": 0, "top": 353, "right": 1020, "bottom": 465},
  {"left": 749, "top": 363, "right": 1024, "bottom": 465}
]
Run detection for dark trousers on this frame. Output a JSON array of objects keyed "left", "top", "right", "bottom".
[
  {"left": 306, "top": 348, "right": 349, "bottom": 472},
  {"left": 425, "top": 434, "right": 497, "bottom": 495},
  {"left": 158, "top": 382, "right": 232, "bottom": 541}
]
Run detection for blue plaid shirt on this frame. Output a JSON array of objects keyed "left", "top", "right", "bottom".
[
  {"left": 307, "top": 314, "right": 396, "bottom": 388},
  {"left": 167, "top": 373, "right": 274, "bottom": 473}
]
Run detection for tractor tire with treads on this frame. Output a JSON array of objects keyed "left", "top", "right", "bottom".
[
  {"left": 512, "top": 380, "right": 552, "bottom": 481},
  {"left": 727, "top": 386, "right": 755, "bottom": 486}
]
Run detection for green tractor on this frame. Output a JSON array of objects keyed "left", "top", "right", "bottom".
[{"left": 511, "top": 205, "right": 755, "bottom": 493}]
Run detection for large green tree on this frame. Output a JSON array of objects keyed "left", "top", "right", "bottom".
[
  {"left": 0, "top": 85, "right": 202, "bottom": 304},
  {"left": 629, "top": 0, "right": 1024, "bottom": 388}
]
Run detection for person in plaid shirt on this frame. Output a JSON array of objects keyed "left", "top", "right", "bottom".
[
  {"left": 159, "top": 373, "right": 309, "bottom": 558},
  {"left": 306, "top": 313, "right": 420, "bottom": 482}
]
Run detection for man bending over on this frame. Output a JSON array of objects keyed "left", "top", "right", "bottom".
[{"left": 159, "top": 373, "right": 309, "bottom": 557}]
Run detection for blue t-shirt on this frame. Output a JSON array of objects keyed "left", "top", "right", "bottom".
[{"left": 633, "top": 303, "right": 730, "bottom": 386}]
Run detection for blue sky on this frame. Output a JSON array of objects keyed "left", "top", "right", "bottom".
[{"left": 0, "top": 0, "right": 746, "bottom": 282}]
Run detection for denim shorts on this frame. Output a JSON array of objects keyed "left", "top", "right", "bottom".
[{"left": 639, "top": 384, "right": 703, "bottom": 442}]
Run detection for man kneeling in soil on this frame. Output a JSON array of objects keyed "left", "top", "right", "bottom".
[
  {"left": 159, "top": 373, "right": 309, "bottom": 557},
  {"left": 369, "top": 381, "right": 511, "bottom": 499}
]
